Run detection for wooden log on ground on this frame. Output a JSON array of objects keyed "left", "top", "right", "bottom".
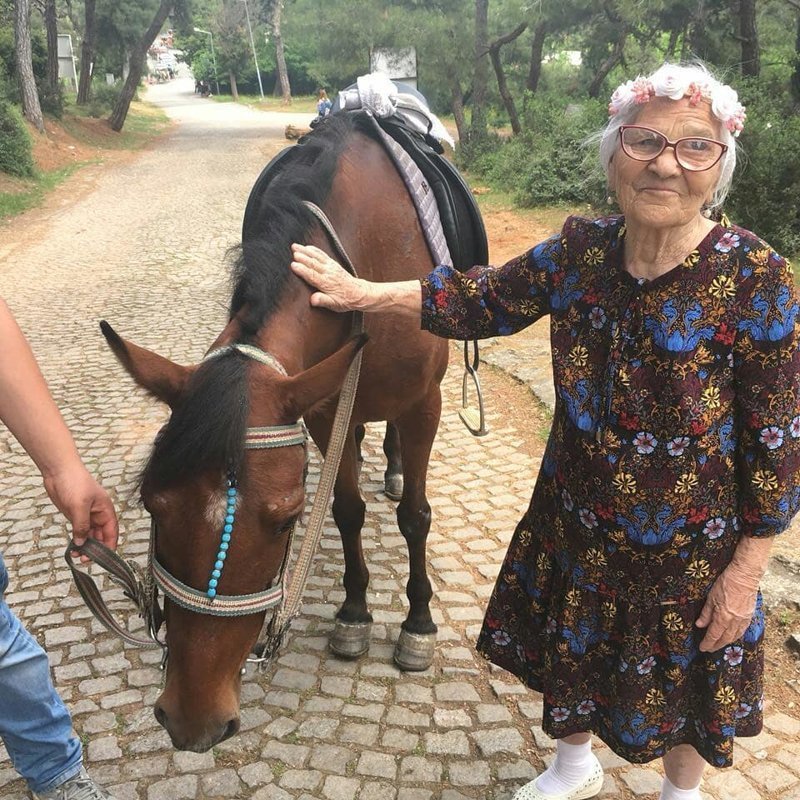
[{"left": 285, "top": 124, "right": 311, "bottom": 140}]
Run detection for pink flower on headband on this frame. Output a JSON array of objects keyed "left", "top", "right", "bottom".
[
  {"left": 631, "top": 77, "right": 654, "bottom": 104},
  {"left": 686, "top": 82, "right": 705, "bottom": 106}
]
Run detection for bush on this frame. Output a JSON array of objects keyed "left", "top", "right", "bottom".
[
  {"left": 85, "top": 80, "right": 121, "bottom": 118},
  {"left": 38, "top": 79, "right": 64, "bottom": 118},
  {"left": 0, "top": 100, "right": 34, "bottom": 177},
  {"left": 461, "top": 93, "right": 607, "bottom": 209},
  {"left": 725, "top": 80, "right": 800, "bottom": 257}
]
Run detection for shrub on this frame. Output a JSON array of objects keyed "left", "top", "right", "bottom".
[
  {"left": 725, "top": 80, "right": 800, "bottom": 257},
  {"left": 0, "top": 100, "right": 34, "bottom": 177},
  {"left": 461, "top": 93, "right": 607, "bottom": 209},
  {"left": 38, "top": 79, "right": 64, "bottom": 118},
  {"left": 85, "top": 80, "right": 121, "bottom": 118}
]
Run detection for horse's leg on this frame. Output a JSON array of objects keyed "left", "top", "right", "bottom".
[
  {"left": 308, "top": 419, "right": 372, "bottom": 658},
  {"left": 383, "top": 422, "right": 403, "bottom": 501},
  {"left": 355, "top": 424, "right": 365, "bottom": 471},
  {"left": 392, "top": 388, "right": 441, "bottom": 671}
]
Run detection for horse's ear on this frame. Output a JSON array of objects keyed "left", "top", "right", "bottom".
[
  {"left": 283, "top": 334, "right": 368, "bottom": 418},
  {"left": 100, "top": 321, "right": 192, "bottom": 408}
]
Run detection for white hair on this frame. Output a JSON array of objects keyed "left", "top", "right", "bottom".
[{"left": 595, "top": 62, "right": 739, "bottom": 210}]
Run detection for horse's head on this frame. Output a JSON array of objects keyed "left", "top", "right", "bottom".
[{"left": 100, "top": 321, "right": 365, "bottom": 751}]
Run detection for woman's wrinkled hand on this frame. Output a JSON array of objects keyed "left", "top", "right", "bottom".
[
  {"left": 290, "top": 243, "right": 368, "bottom": 312},
  {"left": 695, "top": 565, "right": 760, "bottom": 652}
]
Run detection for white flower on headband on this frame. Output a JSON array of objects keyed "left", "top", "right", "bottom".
[
  {"left": 651, "top": 70, "right": 686, "bottom": 101},
  {"left": 608, "top": 66, "right": 746, "bottom": 137}
]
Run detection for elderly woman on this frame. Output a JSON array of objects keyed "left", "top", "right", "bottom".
[{"left": 290, "top": 62, "right": 800, "bottom": 800}]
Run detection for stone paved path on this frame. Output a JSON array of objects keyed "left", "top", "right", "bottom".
[{"left": 0, "top": 78, "right": 798, "bottom": 800}]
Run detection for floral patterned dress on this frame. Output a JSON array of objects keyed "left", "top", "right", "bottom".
[{"left": 420, "top": 215, "right": 800, "bottom": 767}]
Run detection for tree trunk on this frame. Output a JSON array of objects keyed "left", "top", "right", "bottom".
[
  {"left": 108, "top": 0, "right": 174, "bottom": 132},
  {"left": 14, "top": 0, "right": 45, "bottom": 132},
  {"left": 587, "top": 28, "right": 628, "bottom": 98},
  {"left": 449, "top": 77, "right": 466, "bottom": 142},
  {"left": 791, "top": 9, "right": 800, "bottom": 107},
  {"left": 736, "top": 0, "right": 760, "bottom": 76},
  {"left": 489, "top": 22, "right": 528, "bottom": 135},
  {"left": 271, "top": 1, "right": 291, "bottom": 103},
  {"left": 77, "top": 0, "right": 96, "bottom": 104},
  {"left": 526, "top": 20, "right": 548, "bottom": 94},
  {"left": 469, "top": 0, "right": 489, "bottom": 141},
  {"left": 665, "top": 25, "right": 681, "bottom": 59},
  {"left": 230, "top": 71, "right": 239, "bottom": 102},
  {"left": 44, "top": 0, "right": 59, "bottom": 90}
]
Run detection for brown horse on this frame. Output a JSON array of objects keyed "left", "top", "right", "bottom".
[{"left": 101, "top": 112, "right": 448, "bottom": 752}]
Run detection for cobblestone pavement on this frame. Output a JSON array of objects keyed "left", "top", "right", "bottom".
[{"left": 0, "top": 78, "right": 798, "bottom": 800}]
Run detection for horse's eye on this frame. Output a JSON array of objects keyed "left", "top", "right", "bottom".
[{"left": 278, "top": 516, "right": 298, "bottom": 534}]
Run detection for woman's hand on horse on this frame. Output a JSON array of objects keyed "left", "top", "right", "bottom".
[
  {"left": 291, "top": 244, "right": 367, "bottom": 312},
  {"left": 291, "top": 243, "right": 423, "bottom": 317}
]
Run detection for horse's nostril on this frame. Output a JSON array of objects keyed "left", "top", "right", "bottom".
[
  {"left": 153, "top": 705, "right": 168, "bottom": 729},
  {"left": 221, "top": 717, "right": 240, "bottom": 742}
]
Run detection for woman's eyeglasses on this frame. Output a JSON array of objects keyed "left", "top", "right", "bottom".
[{"left": 619, "top": 125, "right": 728, "bottom": 172}]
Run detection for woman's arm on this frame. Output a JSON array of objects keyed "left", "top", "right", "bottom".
[
  {"left": 293, "top": 226, "right": 565, "bottom": 342},
  {"left": 697, "top": 245, "right": 800, "bottom": 651}
]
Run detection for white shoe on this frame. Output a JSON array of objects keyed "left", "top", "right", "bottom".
[{"left": 512, "top": 754, "right": 604, "bottom": 800}]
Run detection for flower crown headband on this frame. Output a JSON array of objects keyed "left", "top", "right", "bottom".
[{"left": 608, "top": 68, "right": 746, "bottom": 137}]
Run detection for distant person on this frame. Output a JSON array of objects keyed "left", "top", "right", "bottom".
[
  {"left": 316, "top": 88, "right": 332, "bottom": 120},
  {"left": 0, "top": 299, "right": 120, "bottom": 800},
  {"left": 291, "top": 61, "right": 799, "bottom": 800}
]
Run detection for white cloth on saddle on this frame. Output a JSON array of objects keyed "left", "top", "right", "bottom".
[{"left": 337, "top": 72, "right": 456, "bottom": 149}]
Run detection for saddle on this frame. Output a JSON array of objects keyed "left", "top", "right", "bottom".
[{"left": 242, "top": 108, "right": 490, "bottom": 435}]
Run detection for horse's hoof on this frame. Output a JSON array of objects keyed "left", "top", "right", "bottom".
[
  {"left": 384, "top": 473, "right": 403, "bottom": 501},
  {"left": 329, "top": 620, "right": 372, "bottom": 659},
  {"left": 393, "top": 629, "right": 436, "bottom": 671}
]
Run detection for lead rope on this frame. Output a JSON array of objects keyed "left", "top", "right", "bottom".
[{"left": 253, "top": 200, "right": 364, "bottom": 663}]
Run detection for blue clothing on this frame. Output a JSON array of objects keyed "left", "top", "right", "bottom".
[{"left": 0, "top": 552, "right": 83, "bottom": 794}]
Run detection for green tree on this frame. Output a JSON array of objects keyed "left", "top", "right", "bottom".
[{"left": 108, "top": 0, "right": 180, "bottom": 130}]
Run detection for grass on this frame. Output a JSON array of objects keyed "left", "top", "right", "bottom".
[
  {"left": 61, "top": 98, "right": 172, "bottom": 150},
  {"left": 215, "top": 92, "right": 318, "bottom": 115},
  {"left": 0, "top": 165, "right": 80, "bottom": 219},
  {"left": 464, "top": 172, "right": 596, "bottom": 228},
  {"left": 0, "top": 100, "right": 170, "bottom": 221}
]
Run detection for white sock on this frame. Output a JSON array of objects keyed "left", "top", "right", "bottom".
[
  {"left": 659, "top": 776, "right": 702, "bottom": 800},
  {"left": 535, "top": 738, "right": 596, "bottom": 795}
]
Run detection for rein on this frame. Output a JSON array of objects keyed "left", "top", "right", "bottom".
[{"left": 67, "top": 201, "right": 364, "bottom": 668}]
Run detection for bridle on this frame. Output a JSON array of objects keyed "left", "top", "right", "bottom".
[{"left": 67, "top": 201, "right": 363, "bottom": 670}]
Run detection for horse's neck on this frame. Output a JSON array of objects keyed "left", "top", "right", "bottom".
[{"left": 254, "top": 282, "right": 354, "bottom": 375}]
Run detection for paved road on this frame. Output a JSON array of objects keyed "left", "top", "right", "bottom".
[{"left": 0, "top": 78, "right": 798, "bottom": 800}]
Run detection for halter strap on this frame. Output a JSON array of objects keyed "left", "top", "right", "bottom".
[
  {"left": 152, "top": 557, "right": 284, "bottom": 617},
  {"left": 245, "top": 424, "right": 306, "bottom": 449},
  {"left": 203, "top": 342, "right": 289, "bottom": 376}
]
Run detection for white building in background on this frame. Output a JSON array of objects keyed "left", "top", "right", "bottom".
[
  {"left": 543, "top": 50, "right": 583, "bottom": 66},
  {"left": 57, "top": 34, "right": 78, "bottom": 91},
  {"left": 369, "top": 47, "right": 418, "bottom": 89}
]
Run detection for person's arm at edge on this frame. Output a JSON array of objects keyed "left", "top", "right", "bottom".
[{"left": 0, "top": 300, "right": 118, "bottom": 551}]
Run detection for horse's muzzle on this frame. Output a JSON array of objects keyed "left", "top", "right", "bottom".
[{"left": 154, "top": 702, "right": 240, "bottom": 752}]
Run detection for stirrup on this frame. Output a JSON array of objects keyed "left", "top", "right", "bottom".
[{"left": 459, "top": 340, "right": 488, "bottom": 436}]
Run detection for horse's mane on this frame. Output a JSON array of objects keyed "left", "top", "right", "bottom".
[{"left": 141, "top": 113, "right": 367, "bottom": 492}]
